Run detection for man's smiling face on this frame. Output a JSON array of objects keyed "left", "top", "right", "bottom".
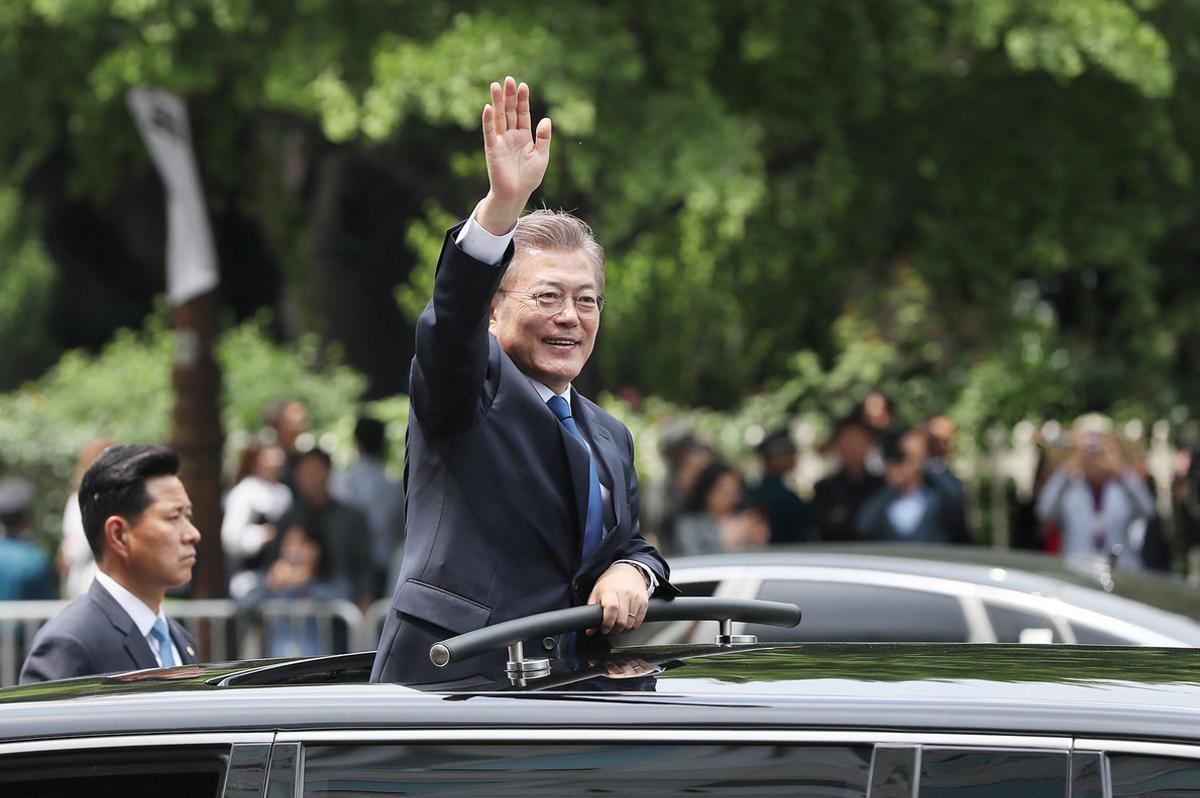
[{"left": 490, "top": 248, "right": 599, "bottom": 394}]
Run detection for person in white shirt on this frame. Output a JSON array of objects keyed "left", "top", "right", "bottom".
[
  {"left": 57, "top": 438, "right": 113, "bottom": 599},
  {"left": 856, "top": 427, "right": 967, "bottom": 544},
  {"left": 1037, "top": 420, "right": 1156, "bottom": 570},
  {"left": 21, "top": 445, "right": 201, "bottom": 683},
  {"left": 222, "top": 443, "right": 292, "bottom": 598}
]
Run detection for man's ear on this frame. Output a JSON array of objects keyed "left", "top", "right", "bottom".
[
  {"left": 488, "top": 297, "right": 499, "bottom": 332},
  {"left": 104, "top": 516, "right": 132, "bottom": 561}
]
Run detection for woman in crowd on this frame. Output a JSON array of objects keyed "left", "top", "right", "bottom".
[
  {"left": 674, "top": 461, "right": 769, "bottom": 555},
  {"left": 222, "top": 442, "right": 292, "bottom": 599}
]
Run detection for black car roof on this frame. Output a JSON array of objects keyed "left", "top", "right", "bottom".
[{"left": 2, "top": 643, "right": 1200, "bottom": 746}]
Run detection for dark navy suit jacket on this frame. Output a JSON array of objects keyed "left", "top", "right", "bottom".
[
  {"left": 19, "top": 579, "right": 197, "bottom": 683},
  {"left": 854, "top": 473, "right": 969, "bottom": 545},
  {"left": 371, "top": 223, "right": 674, "bottom": 685}
]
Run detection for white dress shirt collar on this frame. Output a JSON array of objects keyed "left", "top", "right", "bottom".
[
  {"left": 94, "top": 571, "right": 182, "bottom": 667},
  {"left": 95, "top": 570, "right": 163, "bottom": 637},
  {"left": 531, "top": 380, "right": 571, "bottom": 405}
]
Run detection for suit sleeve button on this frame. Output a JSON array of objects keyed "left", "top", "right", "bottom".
[{"left": 542, "top": 637, "right": 556, "bottom": 651}]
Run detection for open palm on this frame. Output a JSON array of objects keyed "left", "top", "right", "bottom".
[{"left": 483, "top": 77, "right": 552, "bottom": 205}]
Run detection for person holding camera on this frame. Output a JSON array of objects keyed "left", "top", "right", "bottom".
[{"left": 1035, "top": 417, "right": 1156, "bottom": 570}]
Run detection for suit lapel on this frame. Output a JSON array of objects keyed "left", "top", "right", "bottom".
[
  {"left": 89, "top": 581, "right": 158, "bottom": 671},
  {"left": 577, "top": 399, "right": 626, "bottom": 532},
  {"left": 574, "top": 399, "right": 630, "bottom": 572},
  {"left": 169, "top": 620, "right": 198, "bottom": 665}
]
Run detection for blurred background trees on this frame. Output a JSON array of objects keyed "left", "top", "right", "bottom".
[{"left": 2, "top": 0, "right": 1199, "bottom": 473}]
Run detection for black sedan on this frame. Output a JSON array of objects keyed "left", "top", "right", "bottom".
[{"left": 0, "top": 597, "right": 1198, "bottom": 797}]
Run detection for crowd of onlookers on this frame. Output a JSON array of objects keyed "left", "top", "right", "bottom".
[
  {"left": 646, "top": 391, "right": 1200, "bottom": 578},
  {"left": 646, "top": 391, "right": 971, "bottom": 557},
  {"left": 208, "top": 401, "right": 405, "bottom": 652},
  {"left": 3, "top": 391, "right": 1200, "bottom": 624},
  {"left": 0, "top": 399, "right": 405, "bottom": 656}
]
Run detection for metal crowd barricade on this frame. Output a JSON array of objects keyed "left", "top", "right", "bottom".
[
  {"left": 250, "top": 598, "right": 366, "bottom": 659},
  {"left": 167, "top": 599, "right": 239, "bottom": 663},
  {"left": 364, "top": 599, "right": 392, "bottom": 653},
  {"left": 0, "top": 597, "right": 381, "bottom": 688},
  {"left": 0, "top": 600, "right": 66, "bottom": 688}
]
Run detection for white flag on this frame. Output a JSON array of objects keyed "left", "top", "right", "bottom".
[{"left": 127, "top": 88, "right": 219, "bottom": 306}]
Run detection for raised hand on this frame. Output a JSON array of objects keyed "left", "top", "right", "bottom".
[{"left": 475, "top": 76, "right": 552, "bottom": 235}]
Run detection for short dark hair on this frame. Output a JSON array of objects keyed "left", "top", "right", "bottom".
[
  {"left": 881, "top": 427, "right": 913, "bottom": 464},
  {"left": 295, "top": 447, "right": 332, "bottom": 471},
  {"left": 682, "top": 461, "right": 739, "bottom": 514},
  {"left": 265, "top": 399, "right": 289, "bottom": 426},
  {"left": 353, "top": 417, "right": 387, "bottom": 458},
  {"left": 80, "top": 445, "right": 180, "bottom": 560},
  {"left": 756, "top": 429, "right": 796, "bottom": 459}
]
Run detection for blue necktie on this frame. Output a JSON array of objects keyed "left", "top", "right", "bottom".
[
  {"left": 150, "top": 618, "right": 177, "bottom": 668},
  {"left": 547, "top": 395, "right": 604, "bottom": 564}
]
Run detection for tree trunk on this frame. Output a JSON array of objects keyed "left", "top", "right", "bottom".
[{"left": 169, "top": 290, "right": 225, "bottom": 602}]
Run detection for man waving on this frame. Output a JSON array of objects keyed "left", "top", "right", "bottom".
[{"left": 371, "top": 77, "right": 674, "bottom": 684}]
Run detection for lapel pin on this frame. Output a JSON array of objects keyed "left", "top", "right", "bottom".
[{"left": 186, "top": 646, "right": 195, "bottom": 656}]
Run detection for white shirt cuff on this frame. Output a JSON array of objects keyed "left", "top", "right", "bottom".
[
  {"left": 617, "top": 559, "right": 658, "bottom": 594},
  {"left": 454, "top": 200, "right": 517, "bottom": 265}
]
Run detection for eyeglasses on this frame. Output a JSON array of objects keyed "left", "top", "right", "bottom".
[{"left": 498, "top": 289, "right": 607, "bottom": 316}]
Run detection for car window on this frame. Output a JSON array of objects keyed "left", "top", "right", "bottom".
[
  {"left": 300, "top": 743, "right": 872, "bottom": 796},
  {"left": 869, "top": 746, "right": 917, "bottom": 798},
  {"left": 745, "top": 580, "right": 970, "bottom": 642},
  {"left": 0, "top": 746, "right": 228, "bottom": 798},
  {"left": 673, "top": 580, "right": 721, "bottom": 598},
  {"left": 917, "top": 748, "right": 1068, "bottom": 797},
  {"left": 1070, "top": 622, "right": 1134, "bottom": 645},
  {"left": 1109, "top": 753, "right": 1200, "bottom": 797},
  {"left": 1071, "top": 752, "right": 1104, "bottom": 798},
  {"left": 267, "top": 743, "right": 301, "bottom": 798},
  {"left": 225, "top": 744, "right": 272, "bottom": 798},
  {"left": 983, "top": 603, "right": 1062, "bottom": 643}
]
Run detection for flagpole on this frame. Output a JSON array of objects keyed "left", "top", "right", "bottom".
[{"left": 128, "top": 89, "right": 226, "bottom": 612}]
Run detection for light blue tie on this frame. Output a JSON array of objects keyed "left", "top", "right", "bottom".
[
  {"left": 547, "top": 395, "right": 604, "bottom": 564},
  {"left": 150, "top": 618, "right": 177, "bottom": 668}
]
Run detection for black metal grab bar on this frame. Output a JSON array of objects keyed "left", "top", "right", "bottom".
[{"left": 430, "top": 597, "right": 802, "bottom": 667}]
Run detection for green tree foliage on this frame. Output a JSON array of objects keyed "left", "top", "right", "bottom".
[
  {"left": 0, "top": 310, "right": 371, "bottom": 550},
  {"left": 1, "top": 0, "right": 1199, "bottom": 424},
  {"left": 218, "top": 311, "right": 368, "bottom": 440},
  {"left": 0, "top": 186, "right": 56, "bottom": 384}
]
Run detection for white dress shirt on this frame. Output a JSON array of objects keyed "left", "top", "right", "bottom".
[
  {"left": 221, "top": 475, "right": 292, "bottom": 561},
  {"left": 888, "top": 488, "right": 931, "bottom": 538},
  {"left": 94, "top": 571, "right": 182, "bottom": 667},
  {"left": 1036, "top": 469, "right": 1156, "bottom": 569}
]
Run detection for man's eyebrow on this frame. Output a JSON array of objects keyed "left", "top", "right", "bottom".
[{"left": 531, "top": 279, "right": 597, "bottom": 290}]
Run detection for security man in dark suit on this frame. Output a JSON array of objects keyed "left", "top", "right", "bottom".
[
  {"left": 855, "top": 427, "right": 968, "bottom": 544},
  {"left": 371, "top": 77, "right": 674, "bottom": 684},
  {"left": 20, "top": 445, "right": 200, "bottom": 683},
  {"left": 747, "top": 430, "right": 811, "bottom": 545}
]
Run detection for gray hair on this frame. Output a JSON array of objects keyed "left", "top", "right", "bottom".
[{"left": 503, "top": 209, "right": 606, "bottom": 293}]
